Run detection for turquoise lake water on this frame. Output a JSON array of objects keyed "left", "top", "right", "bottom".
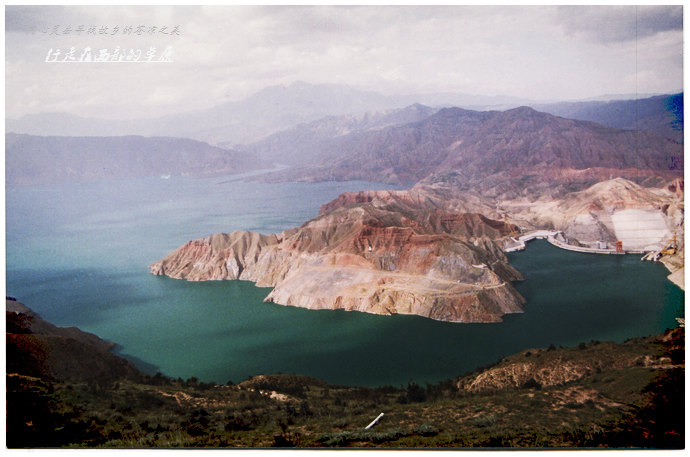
[{"left": 6, "top": 174, "right": 684, "bottom": 387}]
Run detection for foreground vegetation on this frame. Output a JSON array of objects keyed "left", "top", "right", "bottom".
[{"left": 7, "top": 327, "right": 684, "bottom": 448}]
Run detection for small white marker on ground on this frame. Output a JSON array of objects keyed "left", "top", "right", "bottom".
[{"left": 364, "top": 412, "right": 385, "bottom": 430}]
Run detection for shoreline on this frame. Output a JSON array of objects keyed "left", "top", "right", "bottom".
[{"left": 661, "top": 257, "right": 685, "bottom": 290}]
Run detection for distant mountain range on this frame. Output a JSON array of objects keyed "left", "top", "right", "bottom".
[
  {"left": 6, "top": 82, "right": 683, "bottom": 189},
  {"left": 261, "top": 105, "right": 682, "bottom": 197},
  {"left": 7, "top": 81, "right": 681, "bottom": 146},
  {"left": 7, "top": 97, "right": 683, "bottom": 190},
  {"left": 6, "top": 82, "right": 401, "bottom": 146},
  {"left": 5, "top": 134, "right": 258, "bottom": 186},
  {"left": 238, "top": 103, "right": 439, "bottom": 167}
]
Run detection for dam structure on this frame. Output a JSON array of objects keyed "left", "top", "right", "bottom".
[{"left": 504, "top": 230, "right": 629, "bottom": 255}]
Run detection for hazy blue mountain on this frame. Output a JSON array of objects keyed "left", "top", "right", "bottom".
[
  {"left": 6, "top": 82, "right": 401, "bottom": 146},
  {"left": 7, "top": 83, "right": 681, "bottom": 147},
  {"left": 6, "top": 133, "right": 258, "bottom": 186},
  {"left": 534, "top": 93, "right": 683, "bottom": 142},
  {"left": 184, "top": 81, "right": 403, "bottom": 146},
  {"left": 239, "top": 103, "right": 438, "bottom": 166}
]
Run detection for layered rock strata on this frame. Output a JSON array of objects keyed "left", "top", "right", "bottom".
[
  {"left": 151, "top": 177, "right": 683, "bottom": 321},
  {"left": 150, "top": 190, "right": 525, "bottom": 323},
  {"left": 500, "top": 177, "right": 683, "bottom": 253}
]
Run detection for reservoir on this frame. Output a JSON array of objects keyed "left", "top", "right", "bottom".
[{"left": 6, "top": 174, "right": 684, "bottom": 387}]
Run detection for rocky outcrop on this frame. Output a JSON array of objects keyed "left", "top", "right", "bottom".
[
  {"left": 501, "top": 178, "right": 683, "bottom": 252},
  {"left": 457, "top": 329, "right": 684, "bottom": 393},
  {"left": 151, "top": 176, "right": 684, "bottom": 321},
  {"left": 151, "top": 189, "right": 526, "bottom": 323}
]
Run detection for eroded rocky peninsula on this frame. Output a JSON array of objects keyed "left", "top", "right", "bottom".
[
  {"left": 150, "top": 176, "right": 683, "bottom": 323},
  {"left": 150, "top": 188, "right": 526, "bottom": 323}
]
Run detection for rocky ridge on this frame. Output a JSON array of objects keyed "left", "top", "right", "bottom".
[
  {"left": 261, "top": 106, "right": 683, "bottom": 193},
  {"left": 323, "top": 178, "right": 683, "bottom": 254},
  {"left": 457, "top": 329, "right": 683, "bottom": 393},
  {"left": 534, "top": 93, "right": 684, "bottom": 143},
  {"left": 501, "top": 178, "right": 682, "bottom": 248},
  {"left": 239, "top": 103, "right": 438, "bottom": 167},
  {"left": 151, "top": 176, "right": 683, "bottom": 321},
  {"left": 151, "top": 188, "right": 526, "bottom": 323}
]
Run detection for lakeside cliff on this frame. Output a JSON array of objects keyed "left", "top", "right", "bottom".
[
  {"left": 151, "top": 188, "right": 526, "bottom": 323},
  {"left": 150, "top": 177, "right": 683, "bottom": 322}
]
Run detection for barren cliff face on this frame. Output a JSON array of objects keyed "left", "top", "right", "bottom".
[
  {"left": 499, "top": 178, "right": 682, "bottom": 252},
  {"left": 150, "top": 188, "right": 527, "bottom": 323},
  {"left": 150, "top": 175, "right": 684, "bottom": 322}
]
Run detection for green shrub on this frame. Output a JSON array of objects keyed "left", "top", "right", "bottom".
[
  {"left": 414, "top": 424, "right": 439, "bottom": 437},
  {"left": 472, "top": 414, "right": 497, "bottom": 428},
  {"left": 397, "top": 381, "right": 427, "bottom": 403}
]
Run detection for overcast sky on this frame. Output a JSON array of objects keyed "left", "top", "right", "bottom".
[{"left": 5, "top": 5, "right": 684, "bottom": 120}]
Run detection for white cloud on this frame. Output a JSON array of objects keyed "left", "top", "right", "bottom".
[
  {"left": 5, "top": 5, "right": 684, "bottom": 119},
  {"left": 556, "top": 5, "right": 683, "bottom": 43}
]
